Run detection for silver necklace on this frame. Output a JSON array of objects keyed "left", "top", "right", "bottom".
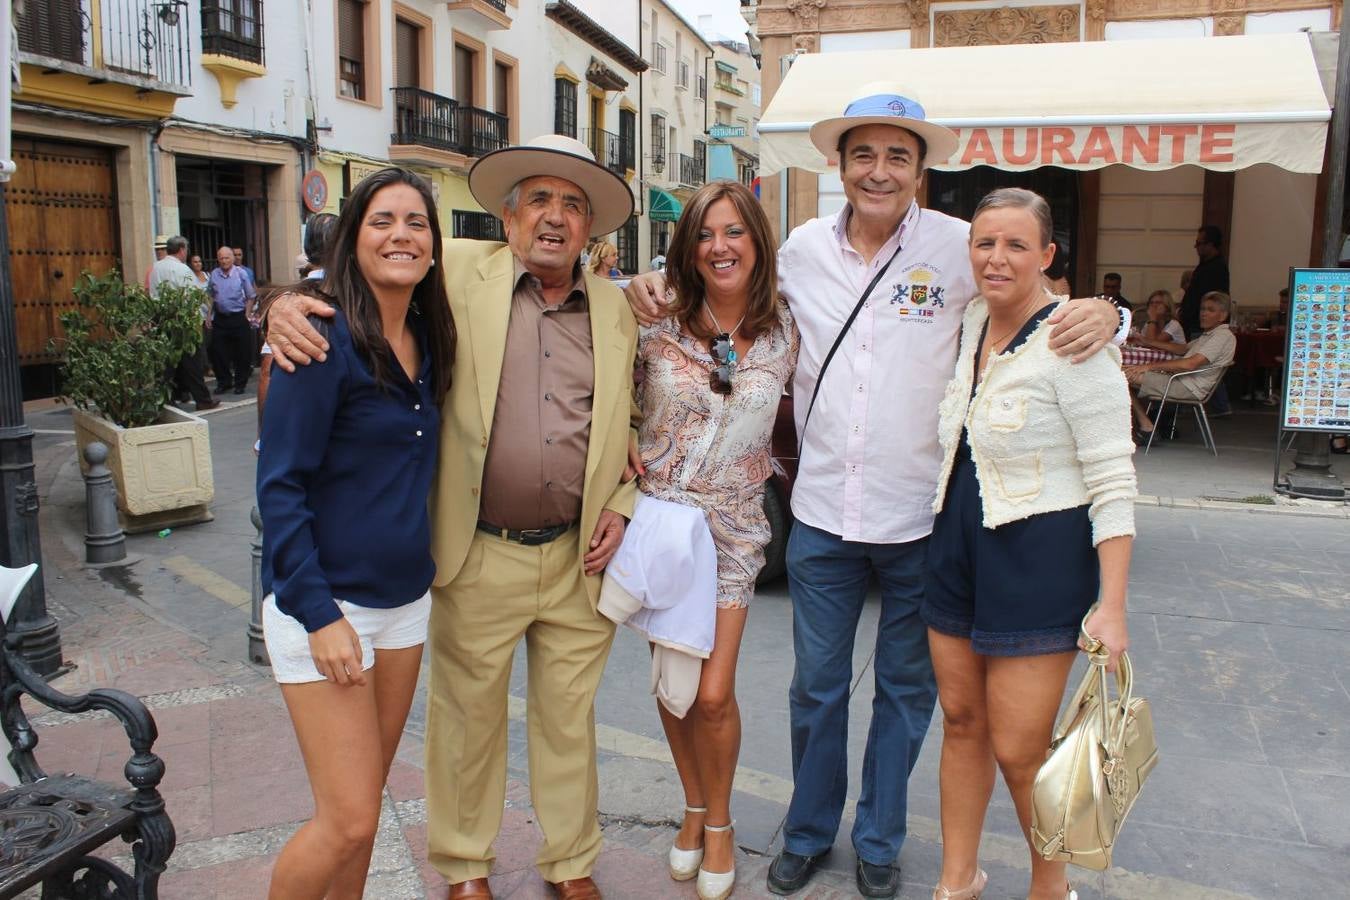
[{"left": 704, "top": 302, "right": 748, "bottom": 364}]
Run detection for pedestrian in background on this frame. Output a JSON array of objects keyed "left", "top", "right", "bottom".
[
  {"left": 257, "top": 168, "right": 455, "bottom": 900},
  {"left": 207, "top": 245, "right": 257, "bottom": 395},
  {"left": 631, "top": 180, "right": 798, "bottom": 900},
  {"left": 924, "top": 188, "right": 1134, "bottom": 900},
  {"left": 587, "top": 240, "right": 623, "bottom": 278},
  {"left": 150, "top": 235, "right": 217, "bottom": 412}
]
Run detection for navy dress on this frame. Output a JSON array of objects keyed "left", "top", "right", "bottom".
[{"left": 923, "top": 304, "right": 1098, "bottom": 656}]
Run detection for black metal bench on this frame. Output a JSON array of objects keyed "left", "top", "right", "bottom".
[{"left": 0, "top": 587, "right": 175, "bottom": 898}]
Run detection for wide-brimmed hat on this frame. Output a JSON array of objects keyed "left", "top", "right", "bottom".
[
  {"left": 809, "top": 83, "right": 959, "bottom": 166},
  {"left": 153, "top": 234, "right": 170, "bottom": 249},
  {"left": 469, "top": 134, "right": 634, "bottom": 236}
]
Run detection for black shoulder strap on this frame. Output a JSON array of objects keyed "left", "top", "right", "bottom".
[{"left": 798, "top": 240, "right": 907, "bottom": 443}]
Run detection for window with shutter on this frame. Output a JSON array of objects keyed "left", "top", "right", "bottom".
[
  {"left": 338, "top": 0, "right": 366, "bottom": 100},
  {"left": 395, "top": 19, "right": 420, "bottom": 89},
  {"left": 651, "top": 115, "right": 666, "bottom": 171},
  {"left": 16, "top": 0, "right": 84, "bottom": 64},
  {"left": 619, "top": 110, "right": 636, "bottom": 171},
  {"left": 554, "top": 79, "right": 577, "bottom": 139}
]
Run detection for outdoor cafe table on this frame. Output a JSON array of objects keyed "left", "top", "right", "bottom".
[
  {"left": 1120, "top": 345, "right": 1176, "bottom": 367},
  {"left": 1233, "top": 327, "right": 1286, "bottom": 376}
]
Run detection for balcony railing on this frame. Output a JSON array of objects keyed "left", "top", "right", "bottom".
[
  {"left": 584, "top": 128, "right": 627, "bottom": 175},
  {"left": 650, "top": 43, "right": 667, "bottom": 73},
  {"left": 392, "top": 87, "right": 511, "bottom": 159},
  {"left": 670, "top": 152, "right": 704, "bottom": 187},
  {"left": 453, "top": 210, "right": 506, "bottom": 241},
  {"left": 15, "top": 0, "right": 192, "bottom": 88},
  {"left": 201, "top": 1, "right": 265, "bottom": 65}
]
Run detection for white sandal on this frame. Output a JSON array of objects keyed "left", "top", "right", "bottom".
[
  {"left": 668, "top": 806, "right": 705, "bottom": 881},
  {"left": 696, "top": 821, "right": 735, "bottom": 900}
]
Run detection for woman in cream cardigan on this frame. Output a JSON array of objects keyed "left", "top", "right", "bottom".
[{"left": 923, "top": 188, "right": 1136, "bottom": 900}]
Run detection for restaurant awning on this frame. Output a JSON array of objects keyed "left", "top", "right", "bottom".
[
  {"left": 757, "top": 33, "right": 1331, "bottom": 175},
  {"left": 648, "top": 187, "right": 683, "bottom": 222}
]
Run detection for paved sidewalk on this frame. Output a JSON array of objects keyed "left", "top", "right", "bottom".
[{"left": 19, "top": 395, "right": 1350, "bottom": 899}]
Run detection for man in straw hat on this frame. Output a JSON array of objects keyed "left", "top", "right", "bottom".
[
  {"left": 626, "top": 84, "right": 1126, "bottom": 897},
  {"left": 266, "top": 140, "right": 640, "bottom": 900}
]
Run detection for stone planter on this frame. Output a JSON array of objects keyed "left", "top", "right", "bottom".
[{"left": 72, "top": 406, "right": 214, "bottom": 533}]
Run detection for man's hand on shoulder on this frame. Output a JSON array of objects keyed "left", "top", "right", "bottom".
[
  {"left": 1046, "top": 297, "right": 1123, "bottom": 364},
  {"left": 266, "top": 293, "right": 336, "bottom": 373},
  {"left": 624, "top": 272, "right": 670, "bottom": 326}
]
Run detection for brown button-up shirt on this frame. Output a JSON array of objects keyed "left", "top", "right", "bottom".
[{"left": 479, "top": 262, "right": 594, "bottom": 530}]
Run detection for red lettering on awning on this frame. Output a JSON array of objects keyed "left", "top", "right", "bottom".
[
  {"left": 1041, "top": 127, "right": 1076, "bottom": 165},
  {"left": 1121, "top": 126, "right": 1161, "bottom": 165},
  {"left": 961, "top": 129, "right": 998, "bottom": 166},
  {"left": 1002, "top": 129, "right": 1039, "bottom": 166},
  {"left": 1078, "top": 127, "right": 1118, "bottom": 165},
  {"left": 1160, "top": 125, "right": 1199, "bottom": 164},
  {"left": 1199, "top": 124, "right": 1236, "bottom": 162}
]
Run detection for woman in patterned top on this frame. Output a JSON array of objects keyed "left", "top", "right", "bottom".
[{"left": 632, "top": 180, "right": 798, "bottom": 900}]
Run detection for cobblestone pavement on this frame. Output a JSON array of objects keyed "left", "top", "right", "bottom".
[{"left": 18, "top": 398, "right": 1350, "bottom": 898}]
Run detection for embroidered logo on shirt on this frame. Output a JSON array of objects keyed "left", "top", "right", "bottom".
[{"left": 890, "top": 266, "right": 945, "bottom": 322}]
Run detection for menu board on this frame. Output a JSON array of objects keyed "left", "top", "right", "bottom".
[{"left": 1282, "top": 268, "right": 1350, "bottom": 433}]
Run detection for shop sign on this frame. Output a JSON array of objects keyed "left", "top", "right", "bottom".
[
  {"left": 946, "top": 124, "right": 1238, "bottom": 171},
  {"left": 709, "top": 125, "right": 747, "bottom": 138},
  {"left": 345, "top": 161, "right": 386, "bottom": 193}
]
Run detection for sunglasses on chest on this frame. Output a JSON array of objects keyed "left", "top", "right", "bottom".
[{"left": 705, "top": 303, "right": 746, "bottom": 396}]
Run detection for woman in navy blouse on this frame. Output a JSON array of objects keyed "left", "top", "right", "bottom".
[{"left": 257, "top": 168, "right": 455, "bottom": 900}]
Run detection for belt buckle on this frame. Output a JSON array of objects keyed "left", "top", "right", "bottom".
[{"left": 517, "top": 527, "right": 552, "bottom": 546}]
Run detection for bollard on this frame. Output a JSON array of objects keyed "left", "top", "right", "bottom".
[
  {"left": 249, "top": 506, "right": 269, "bottom": 666},
  {"left": 83, "top": 442, "right": 126, "bottom": 564}
]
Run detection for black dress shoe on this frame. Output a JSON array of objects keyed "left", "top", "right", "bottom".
[
  {"left": 214, "top": 383, "right": 229, "bottom": 395},
  {"left": 232, "top": 385, "right": 246, "bottom": 395},
  {"left": 766, "top": 849, "right": 823, "bottom": 895},
  {"left": 855, "top": 859, "right": 899, "bottom": 898}
]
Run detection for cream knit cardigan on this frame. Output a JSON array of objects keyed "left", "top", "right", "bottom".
[{"left": 933, "top": 295, "right": 1138, "bottom": 546}]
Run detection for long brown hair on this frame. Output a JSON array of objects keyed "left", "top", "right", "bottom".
[
  {"left": 308, "top": 168, "right": 455, "bottom": 405},
  {"left": 665, "top": 180, "right": 779, "bottom": 341}
]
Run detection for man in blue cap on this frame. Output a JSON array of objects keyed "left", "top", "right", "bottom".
[{"left": 626, "top": 83, "right": 1127, "bottom": 897}]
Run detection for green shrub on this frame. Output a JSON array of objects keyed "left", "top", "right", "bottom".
[{"left": 56, "top": 271, "right": 205, "bottom": 429}]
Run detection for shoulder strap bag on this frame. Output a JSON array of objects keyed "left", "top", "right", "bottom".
[
  {"left": 797, "top": 240, "right": 906, "bottom": 441},
  {"left": 1030, "top": 613, "right": 1160, "bottom": 871}
]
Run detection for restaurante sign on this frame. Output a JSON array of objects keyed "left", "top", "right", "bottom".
[{"left": 939, "top": 122, "right": 1320, "bottom": 172}]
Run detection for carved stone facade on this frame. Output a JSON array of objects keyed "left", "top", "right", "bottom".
[{"left": 933, "top": 5, "right": 1081, "bottom": 46}]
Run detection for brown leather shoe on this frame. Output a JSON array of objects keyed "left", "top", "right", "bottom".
[
  {"left": 447, "top": 877, "right": 492, "bottom": 899},
  {"left": 549, "top": 877, "right": 602, "bottom": 899}
]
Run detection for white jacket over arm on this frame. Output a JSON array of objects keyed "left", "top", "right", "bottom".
[{"left": 933, "top": 296, "right": 1137, "bottom": 546}]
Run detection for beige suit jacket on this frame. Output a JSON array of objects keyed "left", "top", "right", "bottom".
[{"left": 431, "top": 240, "right": 639, "bottom": 605}]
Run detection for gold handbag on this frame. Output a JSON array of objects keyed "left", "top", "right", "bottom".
[{"left": 1030, "top": 628, "right": 1159, "bottom": 871}]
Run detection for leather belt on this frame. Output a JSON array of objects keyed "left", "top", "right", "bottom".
[{"left": 476, "top": 519, "right": 575, "bottom": 546}]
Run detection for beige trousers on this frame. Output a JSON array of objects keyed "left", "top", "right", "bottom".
[{"left": 425, "top": 528, "right": 616, "bottom": 885}]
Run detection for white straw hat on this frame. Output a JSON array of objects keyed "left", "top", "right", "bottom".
[
  {"left": 809, "top": 83, "right": 959, "bottom": 166},
  {"left": 468, "top": 134, "right": 634, "bottom": 235}
]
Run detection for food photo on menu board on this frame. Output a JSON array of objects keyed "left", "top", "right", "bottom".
[{"left": 1284, "top": 269, "right": 1350, "bottom": 432}]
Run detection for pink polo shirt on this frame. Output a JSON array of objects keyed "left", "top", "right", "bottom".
[{"left": 782, "top": 201, "right": 976, "bottom": 544}]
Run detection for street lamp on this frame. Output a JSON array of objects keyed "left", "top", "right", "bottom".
[{"left": 0, "top": 2, "right": 63, "bottom": 674}]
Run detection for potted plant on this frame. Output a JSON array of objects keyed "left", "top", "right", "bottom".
[{"left": 58, "top": 270, "right": 215, "bottom": 532}]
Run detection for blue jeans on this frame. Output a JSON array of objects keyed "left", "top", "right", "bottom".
[{"left": 783, "top": 520, "right": 937, "bottom": 866}]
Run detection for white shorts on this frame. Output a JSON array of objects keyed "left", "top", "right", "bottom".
[{"left": 263, "top": 592, "right": 431, "bottom": 684}]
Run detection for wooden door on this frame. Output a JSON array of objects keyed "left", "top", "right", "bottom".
[{"left": 5, "top": 139, "right": 121, "bottom": 364}]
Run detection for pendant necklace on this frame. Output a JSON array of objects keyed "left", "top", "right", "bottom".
[{"left": 704, "top": 302, "right": 748, "bottom": 365}]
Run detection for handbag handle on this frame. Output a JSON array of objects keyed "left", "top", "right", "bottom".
[{"left": 1074, "top": 607, "right": 1135, "bottom": 756}]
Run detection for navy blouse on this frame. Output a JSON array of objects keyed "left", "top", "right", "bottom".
[{"left": 258, "top": 308, "right": 440, "bottom": 633}]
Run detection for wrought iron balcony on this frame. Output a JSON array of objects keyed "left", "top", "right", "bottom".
[
  {"left": 584, "top": 128, "right": 629, "bottom": 176},
  {"left": 391, "top": 87, "right": 510, "bottom": 159},
  {"left": 15, "top": 0, "right": 192, "bottom": 89},
  {"left": 670, "top": 152, "right": 705, "bottom": 188},
  {"left": 201, "top": 1, "right": 265, "bottom": 65}
]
